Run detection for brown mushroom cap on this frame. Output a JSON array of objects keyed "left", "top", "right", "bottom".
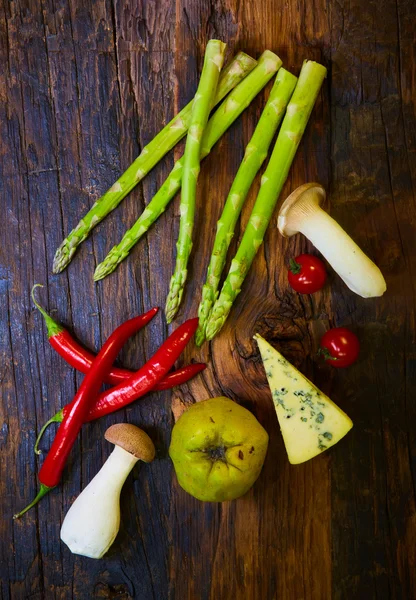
[
  {"left": 278, "top": 182, "right": 326, "bottom": 237},
  {"left": 105, "top": 424, "right": 156, "bottom": 462}
]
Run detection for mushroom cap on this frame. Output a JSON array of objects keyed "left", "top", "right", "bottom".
[
  {"left": 278, "top": 182, "right": 326, "bottom": 237},
  {"left": 105, "top": 424, "right": 156, "bottom": 462}
]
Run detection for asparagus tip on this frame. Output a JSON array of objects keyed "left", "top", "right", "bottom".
[
  {"left": 195, "top": 326, "right": 206, "bottom": 347},
  {"left": 52, "top": 245, "right": 69, "bottom": 274},
  {"left": 93, "top": 264, "right": 107, "bottom": 281}
]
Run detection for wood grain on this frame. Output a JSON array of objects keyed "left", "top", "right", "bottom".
[{"left": 1, "top": 0, "right": 415, "bottom": 598}]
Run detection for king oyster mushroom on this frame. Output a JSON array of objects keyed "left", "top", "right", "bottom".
[
  {"left": 278, "top": 183, "right": 386, "bottom": 298},
  {"left": 60, "top": 423, "right": 155, "bottom": 559}
]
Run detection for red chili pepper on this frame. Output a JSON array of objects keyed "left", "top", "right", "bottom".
[
  {"left": 30, "top": 286, "right": 206, "bottom": 454},
  {"left": 32, "top": 284, "right": 204, "bottom": 390},
  {"left": 14, "top": 309, "right": 159, "bottom": 519},
  {"left": 34, "top": 362, "right": 206, "bottom": 454},
  {"left": 84, "top": 317, "right": 199, "bottom": 420}
]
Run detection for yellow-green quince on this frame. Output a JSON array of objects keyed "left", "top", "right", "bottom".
[{"left": 169, "top": 397, "right": 269, "bottom": 502}]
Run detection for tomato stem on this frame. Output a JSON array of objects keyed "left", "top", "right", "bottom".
[
  {"left": 318, "top": 347, "right": 338, "bottom": 362},
  {"left": 289, "top": 258, "right": 302, "bottom": 275}
]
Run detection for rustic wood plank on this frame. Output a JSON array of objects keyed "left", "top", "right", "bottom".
[
  {"left": 0, "top": 0, "right": 415, "bottom": 598},
  {"left": 328, "top": 0, "right": 416, "bottom": 598}
]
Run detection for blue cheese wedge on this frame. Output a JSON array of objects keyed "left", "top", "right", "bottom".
[{"left": 255, "top": 334, "right": 353, "bottom": 464}]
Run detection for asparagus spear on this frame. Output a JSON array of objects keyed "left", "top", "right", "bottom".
[
  {"left": 52, "top": 52, "right": 257, "bottom": 274},
  {"left": 94, "top": 51, "right": 282, "bottom": 281},
  {"left": 205, "top": 60, "right": 327, "bottom": 341},
  {"left": 164, "top": 40, "right": 226, "bottom": 323},
  {"left": 195, "top": 68, "right": 298, "bottom": 346}
]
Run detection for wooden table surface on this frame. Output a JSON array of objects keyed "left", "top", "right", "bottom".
[{"left": 1, "top": 0, "right": 415, "bottom": 598}]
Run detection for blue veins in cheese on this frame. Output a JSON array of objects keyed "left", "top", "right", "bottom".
[{"left": 254, "top": 334, "right": 353, "bottom": 464}]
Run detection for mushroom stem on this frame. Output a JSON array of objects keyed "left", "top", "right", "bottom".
[
  {"left": 87, "top": 445, "right": 139, "bottom": 493},
  {"left": 298, "top": 207, "right": 386, "bottom": 298},
  {"left": 60, "top": 446, "right": 138, "bottom": 559}
]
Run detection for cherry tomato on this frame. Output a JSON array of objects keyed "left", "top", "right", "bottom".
[
  {"left": 287, "top": 254, "right": 327, "bottom": 294},
  {"left": 319, "top": 327, "right": 360, "bottom": 368}
]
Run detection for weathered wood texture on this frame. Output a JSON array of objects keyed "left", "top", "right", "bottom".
[{"left": 1, "top": 0, "right": 415, "bottom": 598}]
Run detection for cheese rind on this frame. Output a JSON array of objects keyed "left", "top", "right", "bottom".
[{"left": 255, "top": 334, "right": 353, "bottom": 464}]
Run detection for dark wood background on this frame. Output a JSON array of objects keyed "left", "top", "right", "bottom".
[{"left": 1, "top": 0, "right": 415, "bottom": 598}]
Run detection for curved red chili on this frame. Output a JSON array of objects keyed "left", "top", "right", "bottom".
[
  {"left": 32, "top": 284, "right": 149, "bottom": 385},
  {"left": 85, "top": 318, "right": 199, "bottom": 420},
  {"left": 14, "top": 308, "right": 159, "bottom": 519}
]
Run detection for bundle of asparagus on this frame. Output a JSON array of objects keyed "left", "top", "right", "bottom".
[
  {"left": 205, "top": 60, "right": 327, "bottom": 341},
  {"left": 53, "top": 40, "right": 327, "bottom": 344},
  {"left": 93, "top": 50, "right": 282, "bottom": 281}
]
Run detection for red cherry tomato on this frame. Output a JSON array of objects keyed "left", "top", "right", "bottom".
[
  {"left": 287, "top": 254, "right": 327, "bottom": 294},
  {"left": 320, "top": 327, "right": 360, "bottom": 368}
]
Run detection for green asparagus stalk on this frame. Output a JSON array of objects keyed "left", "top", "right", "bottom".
[
  {"left": 94, "top": 50, "right": 282, "bottom": 282},
  {"left": 205, "top": 60, "right": 327, "bottom": 341},
  {"left": 195, "top": 68, "right": 298, "bottom": 345},
  {"left": 165, "top": 40, "right": 226, "bottom": 323},
  {"left": 52, "top": 52, "right": 257, "bottom": 274}
]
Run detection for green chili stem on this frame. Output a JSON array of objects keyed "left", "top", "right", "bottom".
[
  {"left": 13, "top": 484, "right": 53, "bottom": 520},
  {"left": 34, "top": 410, "right": 65, "bottom": 455},
  {"left": 31, "top": 284, "right": 64, "bottom": 338}
]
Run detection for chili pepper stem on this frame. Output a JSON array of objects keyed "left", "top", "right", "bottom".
[
  {"left": 13, "top": 484, "right": 53, "bottom": 520},
  {"left": 31, "top": 284, "right": 64, "bottom": 338},
  {"left": 34, "top": 410, "right": 64, "bottom": 455}
]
